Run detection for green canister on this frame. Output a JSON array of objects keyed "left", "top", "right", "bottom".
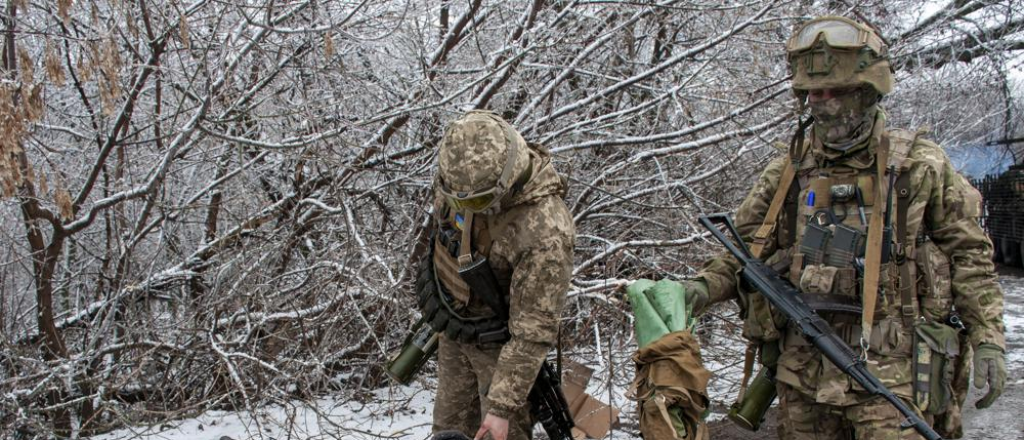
[
  {"left": 386, "top": 317, "right": 440, "bottom": 384},
  {"left": 727, "top": 367, "right": 778, "bottom": 431}
]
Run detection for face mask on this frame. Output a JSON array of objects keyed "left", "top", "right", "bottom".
[{"left": 808, "top": 88, "right": 878, "bottom": 152}]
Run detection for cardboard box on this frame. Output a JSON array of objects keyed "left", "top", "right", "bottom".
[{"left": 559, "top": 361, "right": 619, "bottom": 439}]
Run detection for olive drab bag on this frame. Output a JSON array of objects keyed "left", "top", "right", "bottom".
[
  {"left": 631, "top": 331, "right": 711, "bottom": 440},
  {"left": 914, "top": 238, "right": 972, "bottom": 438}
]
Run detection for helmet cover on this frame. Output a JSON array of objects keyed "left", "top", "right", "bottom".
[{"left": 438, "top": 110, "right": 530, "bottom": 212}]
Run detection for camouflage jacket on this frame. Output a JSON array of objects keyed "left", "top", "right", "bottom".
[
  {"left": 432, "top": 147, "right": 575, "bottom": 418},
  {"left": 697, "top": 116, "right": 1005, "bottom": 402}
]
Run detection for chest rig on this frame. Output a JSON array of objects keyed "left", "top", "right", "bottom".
[
  {"left": 417, "top": 206, "right": 512, "bottom": 345},
  {"left": 749, "top": 129, "right": 921, "bottom": 344}
]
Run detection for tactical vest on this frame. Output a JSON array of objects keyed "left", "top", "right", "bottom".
[
  {"left": 741, "top": 129, "right": 968, "bottom": 431},
  {"left": 416, "top": 205, "right": 514, "bottom": 345},
  {"left": 743, "top": 129, "right": 935, "bottom": 340},
  {"left": 418, "top": 144, "right": 555, "bottom": 346}
]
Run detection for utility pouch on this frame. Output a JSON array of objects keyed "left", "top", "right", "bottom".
[
  {"left": 799, "top": 264, "right": 838, "bottom": 295},
  {"left": 912, "top": 321, "right": 961, "bottom": 415},
  {"left": 459, "top": 256, "right": 509, "bottom": 322}
]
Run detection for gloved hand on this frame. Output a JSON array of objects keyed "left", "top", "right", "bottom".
[
  {"left": 681, "top": 279, "right": 710, "bottom": 316},
  {"left": 973, "top": 343, "right": 1006, "bottom": 409}
]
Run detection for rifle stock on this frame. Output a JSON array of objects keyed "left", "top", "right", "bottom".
[{"left": 698, "top": 213, "right": 942, "bottom": 440}]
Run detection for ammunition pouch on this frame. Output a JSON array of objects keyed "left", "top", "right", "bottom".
[
  {"left": 913, "top": 321, "right": 960, "bottom": 415},
  {"left": 417, "top": 241, "right": 510, "bottom": 345},
  {"left": 912, "top": 237, "right": 970, "bottom": 438}
]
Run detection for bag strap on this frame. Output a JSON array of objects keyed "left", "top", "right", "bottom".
[
  {"left": 896, "top": 173, "right": 917, "bottom": 327},
  {"left": 861, "top": 129, "right": 920, "bottom": 341},
  {"left": 749, "top": 117, "right": 812, "bottom": 259},
  {"left": 735, "top": 343, "right": 758, "bottom": 402},
  {"left": 860, "top": 137, "right": 890, "bottom": 345},
  {"left": 891, "top": 129, "right": 920, "bottom": 327},
  {"left": 749, "top": 161, "right": 796, "bottom": 259}
]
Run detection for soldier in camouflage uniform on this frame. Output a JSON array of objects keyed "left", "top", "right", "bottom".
[
  {"left": 679, "top": 17, "right": 1006, "bottom": 439},
  {"left": 426, "top": 110, "right": 574, "bottom": 440}
]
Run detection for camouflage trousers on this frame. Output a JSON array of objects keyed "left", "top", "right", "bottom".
[
  {"left": 433, "top": 335, "right": 534, "bottom": 440},
  {"left": 776, "top": 382, "right": 933, "bottom": 440}
]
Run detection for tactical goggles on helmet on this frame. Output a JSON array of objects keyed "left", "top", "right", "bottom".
[
  {"left": 438, "top": 128, "right": 521, "bottom": 213},
  {"left": 786, "top": 17, "right": 886, "bottom": 56}
]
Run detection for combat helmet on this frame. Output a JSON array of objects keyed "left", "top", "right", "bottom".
[
  {"left": 787, "top": 16, "right": 893, "bottom": 97},
  {"left": 437, "top": 110, "right": 531, "bottom": 213}
]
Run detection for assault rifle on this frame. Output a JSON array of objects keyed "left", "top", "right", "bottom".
[
  {"left": 529, "top": 360, "right": 575, "bottom": 440},
  {"left": 698, "top": 213, "right": 943, "bottom": 440}
]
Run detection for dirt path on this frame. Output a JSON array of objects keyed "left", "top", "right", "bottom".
[{"left": 705, "top": 266, "right": 1024, "bottom": 440}]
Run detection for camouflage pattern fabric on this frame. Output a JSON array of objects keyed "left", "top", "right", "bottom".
[
  {"left": 431, "top": 112, "right": 575, "bottom": 424},
  {"left": 632, "top": 331, "right": 712, "bottom": 440},
  {"left": 695, "top": 114, "right": 1005, "bottom": 435},
  {"left": 433, "top": 336, "right": 534, "bottom": 440},
  {"left": 777, "top": 382, "right": 932, "bottom": 440},
  {"left": 438, "top": 110, "right": 530, "bottom": 195},
  {"left": 808, "top": 87, "right": 878, "bottom": 150},
  {"left": 788, "top": 17, "right": 893, "bottom": 95}
]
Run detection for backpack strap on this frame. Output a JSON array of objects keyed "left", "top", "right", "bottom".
[
  {"left": 896, "top": 173, "right": 916, "bottom": 327},
  {"left": 889, "top": 129, "right": 922, "bottom": 327},
  {"left": 750, "top": 160, "right": 796, "bottom": 259},
  {"left": 862, "top": 129, "right": 919, "bottom": 341},
  {"left": 860, "top": 137, "right": 890, "bottom": 345}
]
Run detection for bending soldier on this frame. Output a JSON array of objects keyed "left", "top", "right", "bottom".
[
  {"left": 423, "top": 110, "right": 575, "bottom": 440},
  {"left": 679, "top": 16, "right": 1006, "bottom": 439}
]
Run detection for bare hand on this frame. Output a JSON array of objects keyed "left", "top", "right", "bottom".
[{"left": 473, "top": 413, "right": 509, "bottom": 440}]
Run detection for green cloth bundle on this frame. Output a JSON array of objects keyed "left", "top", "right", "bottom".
[
  {"left": 627, "top": 279, "right": 696, "bottom": 348},
  {"left": 628, "top": 279, "right": 710, "bottom": 439}
]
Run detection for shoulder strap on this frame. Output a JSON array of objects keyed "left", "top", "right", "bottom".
[
  {"left": 891, "top": 128, "right": 925, "bottom": 325},
  {"left": 860, "top": 137, "right": 890, "bottom": 345},
  {"left": 896, "top": 173, "right": 916, "bottom": 326},
  {"left": 750, "top": 120, "right": 813, "bottom": 258},
  {"left": 862, "top": 129, "right": 922, "bottom": 339},
  {"left": 782, "top": 175, "right": 801, "bottom": 249},
  {"left": 749, "top": 160, "right": 796, "bottom": 259}
]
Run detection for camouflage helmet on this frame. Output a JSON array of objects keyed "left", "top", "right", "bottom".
[
  {"left": 437, "top": 110, "right": 530, "bottom": 213},
  {"left": 787, "top": 16, "right": 893, "bottom": 96}
]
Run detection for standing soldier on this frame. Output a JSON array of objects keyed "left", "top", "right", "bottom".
[
  {"left": 679, "top": 17, "right": 1006, "bottom": 439},
  {"left": 421, "top": 110, "right": 574, "bottom": 440}
]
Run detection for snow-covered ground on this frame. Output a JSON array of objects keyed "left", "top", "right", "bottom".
[{"left": 91, "top": 273, "right": 1024, "bottom": 440}]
